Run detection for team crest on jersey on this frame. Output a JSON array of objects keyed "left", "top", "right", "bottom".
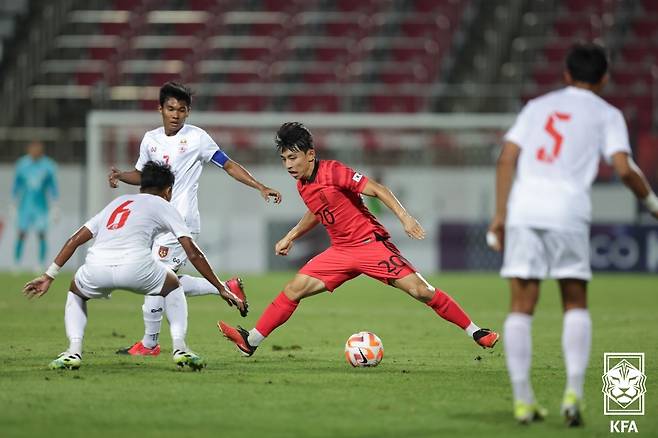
[
  {"left": 158, "top": 246, "right": 169, "bottom": 258},
  {"left": 179, "top": 139, "right": 187, "bottom": 153}
]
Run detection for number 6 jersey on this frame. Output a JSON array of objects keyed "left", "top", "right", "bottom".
[
  {"left": 82, "top": 194, "right": 191, "bottom": 265},
  {"left": 504, "top": 86, "right": 631, "bottom": 232}
]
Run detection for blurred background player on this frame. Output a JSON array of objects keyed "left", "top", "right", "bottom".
[
  {"left": 23, "top": 161, "right": 247, "bottom": 370},
  {"left": 12, "top": 140, "right": 59, "bottom": 270},
  {"left": 109, "top": 81, "right": 281, "bottom": 356},
  {"left": 487, "top": 43, "right": 658, "bottom": 427},
  {"left": 219, "top": 122, "right": 499, "bottom": 357}
]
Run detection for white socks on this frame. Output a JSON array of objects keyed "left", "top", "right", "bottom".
[
  {"left": 504, "top": 309, "right": 591, "bottom": 404},
  {"left": 179, "top": 274, "right": 223, "bottom": 297},
  {"left": 164, "top": 287, "right": 188, "bottom": 352},
  {"left": 141, "top": 295, "right": 164, "bottom": 348},
  {"left": 248, "top": 329, "right": 265, "bottom": 347},
  {"left": 465, "top": 322, "right": 480, "bottom": 337},
  {"left": 562, "top": 308, "right": 591, "bottom": 399},
  {"left": 65, "top": 292, "right": 87, "bottom": 355},
  {"left": 504, "top": 312, "right": 534, "bottom": 404},
  {"left": 141, "top": 276, "right": 221, "bottom": 348}
]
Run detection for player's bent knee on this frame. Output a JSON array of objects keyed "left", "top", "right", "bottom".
[
  {"left": 159, "top": 271, "right": 181, "bottom": 296},
  {"left": 406, "top": 283, "right": 434, "bottom": 302},
  {"left": 283, "top": 283, "right": 305, "bottom": 302}
]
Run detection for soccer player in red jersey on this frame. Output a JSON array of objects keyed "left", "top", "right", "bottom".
[{"left": 218, "top": 122, "right": 499, "bottom": 357}]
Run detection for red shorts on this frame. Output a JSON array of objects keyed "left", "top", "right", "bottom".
[{"left": 298, "top": 239, "right": 416, "bottom": 291}]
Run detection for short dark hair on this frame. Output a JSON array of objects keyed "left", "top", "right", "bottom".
[
  {"left": 159, "top": 81, "right": 192, "bottom": 107},
  {"left": 566, "top": 43, "right": 608, "bottom": 85},
  {"left": 141, "top": 161, "right": 175, "bottom": 191},
  {"left": 275, "top": 122, "right": 314, "bottom": 153}
]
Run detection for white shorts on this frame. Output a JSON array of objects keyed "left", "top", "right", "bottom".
[
  {"left": 152, "top": 232, "right": 199, "bottom": 271},
  {"left": 501, "top": 226, "right": 591, "bottom": 281},
  {"left": 74, "top": 260, "right": 172, "bottom": 299}
]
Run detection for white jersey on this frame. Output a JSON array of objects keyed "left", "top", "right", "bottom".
[
  {"left": 135, "top": 124, "right": 223, "bottom": 233},
  {"left": 83, "top": 193, "right": 191, "bottom": 265},
  {"left": 504, "top": 86, "right": 631, "bottom": 232}
]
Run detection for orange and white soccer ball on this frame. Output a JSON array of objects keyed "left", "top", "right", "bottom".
[{"left": 345, "top": 331, "right": 384, "bottom": 367}]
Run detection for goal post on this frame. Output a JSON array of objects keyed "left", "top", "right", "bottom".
[
  {"left": 85, "top": 111, "right": 516, "bottom": 272},
  {"left": 86, "top": 111, "right": 515, "bottom": 215}
]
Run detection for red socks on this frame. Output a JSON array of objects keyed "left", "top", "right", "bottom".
[
  {"left": 255, "top": 292, "right": 299, "bottom": 337},
  {"left": 426, "top": 289, "right": 471, "bottom": 330}
]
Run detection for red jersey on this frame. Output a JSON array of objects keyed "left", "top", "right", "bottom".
[{"left": 297, "top": 160, "right": 390, "bottom": 247}]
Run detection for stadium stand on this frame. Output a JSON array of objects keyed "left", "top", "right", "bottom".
[{"left": 0, "top": 0, "right": 656, "bottom": 174}]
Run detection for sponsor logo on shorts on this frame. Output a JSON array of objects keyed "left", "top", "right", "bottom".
[{"left": 158, "top": 246, "right": 169, "bottom": 258}]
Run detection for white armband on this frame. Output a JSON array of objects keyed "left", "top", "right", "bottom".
[
  {"left": 45, "top": 263, "right": 61, "bottom": 279},
  {"left": 643, "top": 192, "right": 658, "bottom": 213}
]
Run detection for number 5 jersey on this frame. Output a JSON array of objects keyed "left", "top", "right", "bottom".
[{"left": 504, "top": 86, "right": 631, "bottom": 232}]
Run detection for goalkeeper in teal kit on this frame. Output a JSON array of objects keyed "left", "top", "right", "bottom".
[{"left": 12, "top": 141, "right": 59, "bottom": 267}]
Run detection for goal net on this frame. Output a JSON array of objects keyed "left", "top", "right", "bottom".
[{"left": 86, "top": 111, "right": 515, "bottom": 272}]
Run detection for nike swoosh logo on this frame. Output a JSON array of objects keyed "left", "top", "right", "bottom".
[{"left": 358, "top": 348, "right": 368, "bottom": 364}]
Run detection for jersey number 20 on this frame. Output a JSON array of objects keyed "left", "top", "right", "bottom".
[
  {"left": 537, "top": 111, "right": 571, "bottom": 163},
  {"left": 106, "top": 200, "right": 134, "bottom": 230}
]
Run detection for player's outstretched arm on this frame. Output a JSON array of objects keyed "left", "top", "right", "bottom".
[
  {"left": 223, "top": 159, "right": 282, "bottom": 203},
  {"left": 23, "top": 226, "right": 93, "bottom": 299},
  {"left": 361, "top": 179, "right": 425, "bottom": 240},
  {"left": 611, "top": 152, "right": 658, "bottom": 219},
  {"left": 178, "top": 236, "right": 248, "bottom": 316},
  {"left": 487, "top": 141, "right": 521, "bottom": 251},
  {"left": 275, "top": 210, "right": 319, "bottom": 256},
  {"left": 108, "top": 167, "right": 142, "bottom": 188}
]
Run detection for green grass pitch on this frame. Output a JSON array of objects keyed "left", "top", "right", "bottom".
[{"left": 1, "top": 272, "right": 656, "bottom": 438}]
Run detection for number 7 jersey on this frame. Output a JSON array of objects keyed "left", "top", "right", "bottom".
[
  {"left": 504, "top": 86, "right": 631, "bottom": 231},
  {"left": 82, "top": 193, "right": 191, "bottom": 265},
  {"left": 297, "top": 160, "right": 389, "bottom": 246}
]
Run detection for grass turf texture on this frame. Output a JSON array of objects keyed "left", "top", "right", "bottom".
[{"left": 1, "top": 272, "right": 656, "bottom": 438}]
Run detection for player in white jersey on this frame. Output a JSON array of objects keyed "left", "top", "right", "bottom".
[
  {"left": 23, "top": 162, "right": 248, "bottom": 370},
  {"left": 108, "top": 82, "right": 281, "bottom": 356},
  {"left": 487, "top": 44, "right": 658, "bottom": 427}
]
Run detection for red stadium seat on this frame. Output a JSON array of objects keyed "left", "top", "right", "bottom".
[
  {"left": 76, "top": 71, "right": 105, "bottom": 86},
  {"left": 632, "top": 17, "right": 658, "bottom": 39},
  {"left": 290, "top": 94, "right": 340, "bottom": 112},
  {"left": 88, "top": 46, "right": 118, "bottom": 60},
  {"left": 188, "top": 0, "right": 218, "bottom": 11},
  {"left": 304, "top": 71, "right": 341, "bottom": 84},
  {"left": 368, "top": 94, "right": 425, "bottom": 112},
  {"left": 641, "top": 0, "right": 658, "bottom": 13},
  {"left": 215, "top": 95, "right": 269, "bottom": 111},
  {"left": 636, "top": 133, "right": 658, "bottom": 185},
  {"left": 102, "top": 22, "right": 131, "bottom": 36},
  {"left": 150, "top": 73, "right": 184, "bottom": 86},
  {"left": 113, "top": 0, "right": 141, "bottom": 10},
  {"left": 162, "top": 47, "right": 195, "bottom": 60}
]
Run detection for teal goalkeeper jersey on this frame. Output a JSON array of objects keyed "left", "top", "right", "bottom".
[{"left": 12, "top": 155, "right": 59, "bottom": 211}]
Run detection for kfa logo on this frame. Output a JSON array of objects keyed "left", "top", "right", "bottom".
[
  {"left": 610, "top": 420, "right": 638, "bottom": 433},
  {"left": 602, "top": 353, "right": 646, "bottom": 415},
  {"left": 603, "top": 353, "right": 645, "bottom": 434}
]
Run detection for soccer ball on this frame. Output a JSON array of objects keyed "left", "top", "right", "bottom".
[{"left": 344, "top": 331, "right": 384, "bottom": 367}]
